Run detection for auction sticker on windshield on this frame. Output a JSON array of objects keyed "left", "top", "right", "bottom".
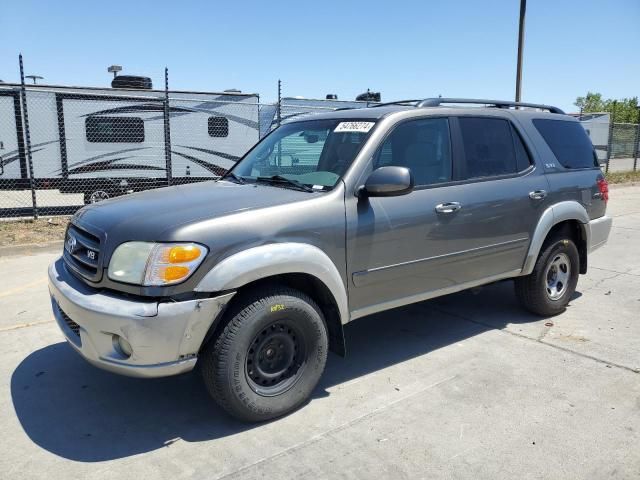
[{"left": 334, "top": 122, "right": 375, "bottom": 133}]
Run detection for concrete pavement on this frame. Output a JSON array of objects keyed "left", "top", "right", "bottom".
[{"left": 0, "top": 186, "right": 639, "bottom": 479}]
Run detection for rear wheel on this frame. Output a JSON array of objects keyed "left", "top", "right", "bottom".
[
  {"left": 84, "top": 190, "right": 111, "bottom": 204},
  {"left": 515, "top": 234, "right": 580, "bottom": 316},
  {"left": 200, "top": 286, "right": 328, "bottom": 422}
]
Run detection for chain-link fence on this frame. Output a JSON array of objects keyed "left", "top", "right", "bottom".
[
  {"left": 0, "top": 83, "right": 265, "bottom": 218},
  {"left": 0, "top": 57, "right": 377, "bottom": 219},
  {"left": 576, "top": 113, "right": 640, "bottom": 172},
  {"left": 2, "top": 54, "right": 638, "bottom": 220},
  {"left": 603, "top": 122, "right": 640, "bottom": 173}
]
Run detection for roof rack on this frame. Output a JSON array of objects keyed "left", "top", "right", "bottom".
[
  {"left": 415, "top": 98, "right": 565, "bottom": 114},
  {"left": 367, "top": 99, "right": 422, "bottom": 108}
]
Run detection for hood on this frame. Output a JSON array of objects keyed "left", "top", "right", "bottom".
[{"left": 73, "top": 180, "right": 311, "bottom": 244}]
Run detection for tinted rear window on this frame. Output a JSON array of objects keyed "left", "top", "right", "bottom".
[
  {"left": 533, "top": 119, "right": 598, "bottom": 169},
  {"left": 458, "top": 117, "right": 518, "bottom": 179}
]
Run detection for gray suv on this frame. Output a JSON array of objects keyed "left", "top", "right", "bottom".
[{"left": 48, "top": 98, "right": 612, "bottom": 421}]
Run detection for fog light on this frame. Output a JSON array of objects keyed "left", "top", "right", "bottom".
[{"left": 113, "top": 335, "right": 133, "bottom": 358}]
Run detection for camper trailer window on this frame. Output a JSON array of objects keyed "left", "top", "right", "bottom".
[
  {"left": 208, "top": 117, "right": 229, "bottom": 137},
  {"left": 85, "top": 116, "right": 145, "bottom": 143}
]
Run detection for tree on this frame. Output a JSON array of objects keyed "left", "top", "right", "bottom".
[{"left": 575, "top": 92, "right": 639, "bottom": 123}]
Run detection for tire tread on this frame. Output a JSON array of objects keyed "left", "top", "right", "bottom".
[{"left": 200, "top": 285, "right": 325, "bottom": 421}]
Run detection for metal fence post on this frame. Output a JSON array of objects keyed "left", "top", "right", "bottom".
[
  {"left": 163, "top": 67, "right": 173, "bottom": 186},
  {"left": 605, "top": 102, "right": 617, "bottom": 174},
  {"left": 276, "top": 80, "right": 282, "bottom": 164},
  {"left": 18, "top": 54, "right": 38, "bottom": 219},
  {"left": 633, "top": 120, "right": 640, "bottom": 172},
  {"left": 276, "top": 79, "right": 282, "bottom": 128}
]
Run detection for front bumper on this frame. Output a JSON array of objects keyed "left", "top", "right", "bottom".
[
  {"left": 587, "top": 215, "right": 613, "bottom": 253},
  {"left": 48, "top": 258, "right": 235, "bottom": 378}
]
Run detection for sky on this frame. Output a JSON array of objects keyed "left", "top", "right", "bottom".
[{"left": 1, "top": 0, "right": 638, "bottom": 113}]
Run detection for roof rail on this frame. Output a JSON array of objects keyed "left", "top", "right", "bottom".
[
  {"left": 415, "top": 98, "right": 565, "bottom": 114},
  {"left": 367, "top": 99, "right": 422, "bottom": 108}
]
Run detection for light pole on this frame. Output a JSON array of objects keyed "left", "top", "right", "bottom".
[{"left": 515, "top": 0, "right": 526, "bottom": 102}]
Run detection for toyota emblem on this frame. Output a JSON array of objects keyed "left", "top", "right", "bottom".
[{"left": 66, "top": 234, "right": 77, "bottom": 253}]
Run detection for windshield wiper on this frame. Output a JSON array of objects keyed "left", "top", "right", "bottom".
[
  {"left": 220, "top": 171, "right": 246, "bottom": 184},
  {"left": 256, "top": 175, "right": 314, "bottom": 192}
]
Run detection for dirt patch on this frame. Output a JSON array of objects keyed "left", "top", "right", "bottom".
[
  {"left": 0, "top": 217, "right": 69, "bottom": 247},
  {"left": 605, "top": 170, "right": 640, "bottom": 185}
]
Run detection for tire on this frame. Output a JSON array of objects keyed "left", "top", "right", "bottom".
[
  {"left": 515, "top": 234, "right": 580, "bottom": 316},
  {"left": 200, "top": 286, "right": 328, "bottom": 422},
  {"left": 83, "top": 190, "right": 111, "bottom": 204}
]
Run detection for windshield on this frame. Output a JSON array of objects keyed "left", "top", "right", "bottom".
[{"left": 229, "top": 118, "right": 376, "bottom": 190}]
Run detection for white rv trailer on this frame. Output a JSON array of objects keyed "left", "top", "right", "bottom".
[{"left": 0, "top": 83, "right": 259, "bottom": 213}]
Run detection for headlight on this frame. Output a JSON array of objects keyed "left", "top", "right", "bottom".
[{"left": 108, "top": 242, "right": 207, "bottom": 286}]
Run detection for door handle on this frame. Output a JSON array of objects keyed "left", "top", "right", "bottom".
[
  {"left": 435, "top": 202, "right": 462, "bottom": 214},
  {"left": 529, "top": 190, "right": 547, "bottom": 200}
]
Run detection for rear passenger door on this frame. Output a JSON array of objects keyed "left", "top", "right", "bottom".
[{"left": 442, "top": 115, "right": 550, "bottom": 283}]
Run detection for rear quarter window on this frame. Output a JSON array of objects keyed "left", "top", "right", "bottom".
[{"left": 533, "top": 119, "right": 598, "bottom": 169}]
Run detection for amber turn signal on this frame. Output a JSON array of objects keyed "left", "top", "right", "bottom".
[
  {"left": 168, "top": 245, "right": 202, "bottom": 263},
  {"left": 161, "top": 265, "right": 191, "bottom": 282}
]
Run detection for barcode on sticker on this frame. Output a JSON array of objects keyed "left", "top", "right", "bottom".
[{"left": 334, "top": 122, "right": 375, "bottom": 133}]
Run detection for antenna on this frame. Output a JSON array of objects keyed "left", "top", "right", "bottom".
[{"left": 25, "top": 75, "right": 43, "bottom": 84}]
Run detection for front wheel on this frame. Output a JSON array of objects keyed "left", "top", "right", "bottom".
[
  {"left": 200, "top": 286, "right": 328, "bottom": 422},
  {"left": 515, "top": 236, "right": 580, "bottom": 316}
]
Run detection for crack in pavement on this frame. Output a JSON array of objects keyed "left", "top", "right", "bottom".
[
  {"left": 214, "top": 375, "right": 457, "bottom": 480},
  {"left": 591, "top": 266, "right": 640, "bottom": 278},
  {"left": 430, "top": 305, "right": 640, "bottom": 375},
  {"left": 0, "top": 320, "right": 54, "bottom": 333},
  {"left": 579, "top": 272, "right": 622, "bottom": 293}
]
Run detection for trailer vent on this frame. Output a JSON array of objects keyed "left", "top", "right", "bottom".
[{"left": 111, "top": 75, "right": 153, "bottom": 90}]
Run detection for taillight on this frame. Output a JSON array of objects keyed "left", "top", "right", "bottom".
[{"left": 597, "top": 177, "right": 609, "bottom": 203}]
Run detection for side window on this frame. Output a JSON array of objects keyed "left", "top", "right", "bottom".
[
  {"left": 533, "top": 119, "right": 598, "bottom": 169},
  {"left": 85, "top": 116, "right": 144, "bottom": 143},
  {"left": 457, "top": 117, "right": 518, "bottom": 179},
  {"left": 373, "top": 118, "right": 452, "bottom": 186},
  {"left": 208, "top": 116, "right": 229, "bottom": 137}
]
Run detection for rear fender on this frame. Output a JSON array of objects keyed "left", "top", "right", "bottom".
[{"left": 522, "top": 201, "right": 589, "bottom": 275}]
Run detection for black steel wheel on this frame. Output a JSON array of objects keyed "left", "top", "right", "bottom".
[
  {"left": 245, "top": 320, "right": 307, "bottom": 396},
  {"left": 200, "top": 286, "right": 328, "bottom": 422}
]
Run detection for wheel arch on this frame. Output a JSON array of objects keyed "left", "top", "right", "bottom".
[
  {"left": 522, "top": 201, "right": 590, "bottom": 276},
  {"left": 195, "top": 243, "right": 348, "bottom": 356}
]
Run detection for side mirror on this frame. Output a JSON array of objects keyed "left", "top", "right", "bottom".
[{"left": 359, "top": 166, "right": 414, "bottom": 197}]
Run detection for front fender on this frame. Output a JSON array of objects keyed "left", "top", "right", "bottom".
[
  {"left": 195, "top": 243, "right": 350, "bottom": 325},
  {"left": 522, "top": 200, "right": 590, "bottom": 275}
]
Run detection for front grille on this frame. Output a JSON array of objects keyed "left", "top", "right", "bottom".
[
  {"left": 57, "top": 304, "right": 81, "bottom": 339},
  {"left": 63, "top": 224, "right": 102, "bottom": 282}
]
